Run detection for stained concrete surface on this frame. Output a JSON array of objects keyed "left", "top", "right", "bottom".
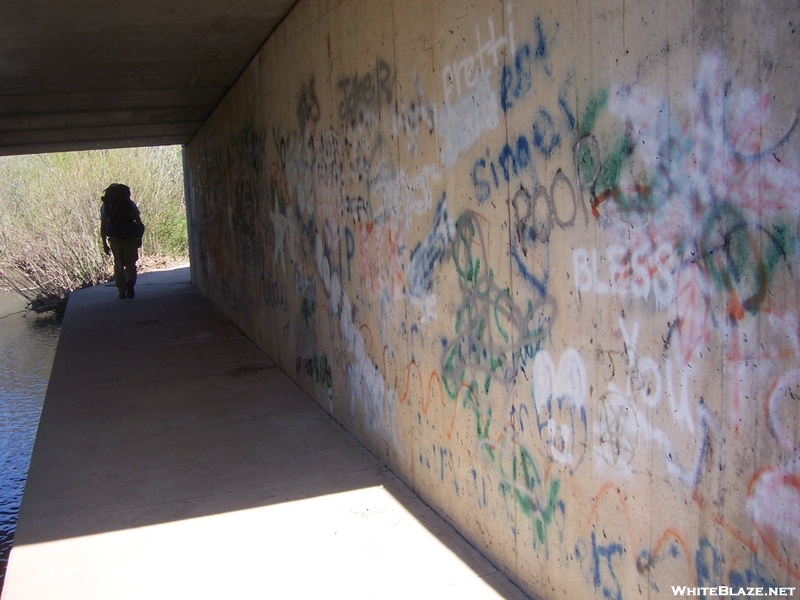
[
  {"left": 0, "top": 0, "right": 299, "bottom": 155},
  {"left": 1, "top": 267, "right": 530, "bottom": 600}
]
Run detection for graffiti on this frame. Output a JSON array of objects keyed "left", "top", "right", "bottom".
[
  {"left": 636, "top": 529, "right": 693, "bottom": 594},
  {"left": 472, "top": 135, "right": 534, "bottom": 204},
  {"left": 512, "top": 169, "right": 587, "bottom": 246},
  {"left": 472, "top": 125, "right": 580, "bottom": 204},
  {"left": 295, "top": 271, "right": 316, "bottom": 298},
  {"left": 748, "top": 465, "right": 800, "bottom": 580},
  {"left": 467, "top": 16, "right": 578, "bottom": 203},
  {"left": 723, "top": 312, "right": 800, "bottom": 433},
  {"left": 698, "top": 203, "right": 791, "bottom": 319},
  {"left": 594, "top": 387, "right": 638, "bottom": 469},
  {"left": 439, "top": 72, "right": 500, "bottom": 169},
  {"left": 637, "top": 532, "right": 784, "bottom": 594},
  {"left": 271, "top": 128, "right": 348, "bottom": 281},
  {"left": 278, "top": 129, "right": 315, "bottom": 215},
  {"left": 583, "top": 53, "right": 799, "bottom": 322},
  {"left": 575, "top": 484, "right": 633, "bottom": 600},
  {"left": 370, "top": 161, "right": 437, "bottom": 228},
  {"left": 190, "top": 9, "right": 800, "bottom": 597},
  {"left": 469, "top": 468, "right": 489, "bottom": 509},
  {"left": 480, "top": 433, "right": 564, "bottom": 547},
  {"left": 391, "top": 74, "right": 436, "bottom": 154},
  {"left": 263, "top": 267, "right": 289, "bottom": 313},
  {"left": 296, "top": 77, "right": 321, "bottom": 131},
  {"left": 407, "top": 195, "right": 454, "bottom": 303},
  {"left": 531, "top": 109, "right": 562, "bottom": 159},
  {"left": 767, "top": 368, "right": 800, "bottom": 455},
  {"left": 190, "top": 124, "right": 268, "bottom": 324},
  {"left": 573, "top": 133, "right": 602, "bottom": 213},
  {"left": 579, "top": 531, "right": 623, "bottom": 600},
  {"left": 343, "top": 227, "right": 355, "bottom": 281},
  {"left": 338, "top": 59, "right": 393, "bottom": 124},
  {"left": 673, "top": 264, "right": 712, "bottom": 363},
  {"left": 499, "top": 38, "right": 532, "bottom": 112},
  {"left": 438, "top": 445, "right": 460, "bottom": 495},
  {"left": 300, "top": 297, "right": 316, "bottom": 327},
  {"left": 270, "top": 205, "right": 290, "bottom": 274},
  {"left": 531, "top": 348, "right": 588, "bottom": 472},
  {"left": 441, "top": 211, "right": 556, "bottom": 404},
  {"left": 500, "top": 17, "right": 558, "bottom": 112},
  {"left": 270, "top": 149, "right": 291, "bottom": 211},
  {"left": 343, "top": 109, "right": 381, "bottom": 186},
  {"left": 747, "top": 366, "right": 800, "bottom": 580},
  {"left": 580, "top": 487, "right": 787, "bottom": 597},
  {"left": 296, "top": 353, "right": 332, "bottom": 388},
  {"left": 403, "top": 165, "right": 441, "bottom": 219},
  {"left": 508, "top": 167, "right": 589, "bottom": 296},
  {"left": 442, "top": 5, "right": 515, "bottom": 106},
  {"left": 439, "top": 4, "right": 575, "bottom": 169},
  {"left": 313, "top": 129, "right": 345, "bottom": 252},
  {"left": 594, "top": 318, "right": 712, "bottom": 486},
  {"left": 429, "top": 209, "right": 563, "bottom": 546},
  {"left": 378, "top": 219, "right": 405, "bottom": 301},
  {"left": 356, "top": 221, "right": 374, "bottom": 293},
  {"left": 695, "top": 538, "right": 782, "bottom": 590},
  {"left": 344, "top": 195, "right": 370, "bottom": 222},
  {"left": 345, "top": 160, "right": 441, "bottom": 303},
  {"left": 571, "top": 58, "right": 800, "bottom": 540},
  {"left": 315, "top": 235, "right": 399, "bottom": 457},
  {"left": 573, "top": 242, "right": 677, "bottom": 308}
]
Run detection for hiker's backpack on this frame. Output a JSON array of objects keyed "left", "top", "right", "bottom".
[{"left": 103, "top": 184, "right": 144, "bottom": 238}]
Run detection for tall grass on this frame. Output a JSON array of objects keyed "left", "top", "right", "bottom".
[{"left": 0, "top": 146, "right": 188, "bottom": 312}]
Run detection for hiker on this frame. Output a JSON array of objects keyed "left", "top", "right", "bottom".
[{"left": 100, "top": 183, "right": 145, "bottom": 299}]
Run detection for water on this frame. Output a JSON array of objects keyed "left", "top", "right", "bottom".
[{"left": 0, "top": 291, "right": 60, "bottom": 591}]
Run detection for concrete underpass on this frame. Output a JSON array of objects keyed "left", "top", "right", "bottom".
[{"left": 2, "top": 0, "right": 799, "bottom": 598}]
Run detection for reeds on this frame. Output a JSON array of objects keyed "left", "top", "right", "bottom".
[{"left": 0, "top": 146, "right": 189, "bottom": 313}]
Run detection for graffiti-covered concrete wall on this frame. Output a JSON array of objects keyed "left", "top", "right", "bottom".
[{"left": 185, "top": 0, "right": 800, "bottom": 596}]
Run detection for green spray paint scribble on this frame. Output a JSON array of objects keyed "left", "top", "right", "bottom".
[
  {"left": 595, "top": 134, "right": 635, "bottom": 197},
  {"left": 489, "top": 441, "right": 563, "bottom": 546},
  {"left": 578, "top": 143, "right": 599, "bottom": 187},
  {"left": 576, "top": 90, "right": 659, "bottom": 216},
  {"left": 578, "top": 88, "right": 609, "bottom": 138},
  {"left": 700, "top": 203, "right": 793, "bottom": 314}
]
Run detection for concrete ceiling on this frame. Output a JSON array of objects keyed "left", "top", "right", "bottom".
[{"left": 0, "top": 0, "right": 298, "bottom": 156}]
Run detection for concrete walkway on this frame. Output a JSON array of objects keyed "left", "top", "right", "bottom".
[{"left": 2, "top": 267, "right": 530, "bottom": 600}]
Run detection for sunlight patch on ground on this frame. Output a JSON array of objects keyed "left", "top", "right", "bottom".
[{"left": 4, "top": 485, "right": 507, "bottom": 600}]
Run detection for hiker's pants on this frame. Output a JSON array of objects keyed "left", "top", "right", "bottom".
[{"left": 110, "top": 237, "right": 141, "bottom": 294}]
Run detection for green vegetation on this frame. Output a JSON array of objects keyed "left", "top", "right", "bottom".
[{"left": 0, "top": 146, "right": 189, "bottom": 313}]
